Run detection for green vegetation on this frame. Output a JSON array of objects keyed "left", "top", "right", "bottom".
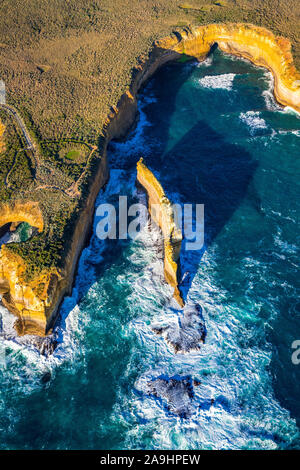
[
  {"left": 65, "top": 150, "right": 80, "bottom": 161},
  {"left": 0, "top": 109, "right": 34, "bottom": 201},
  {"left": 177, "top": 53, "right": 194, "bottom": 63},
  {"left": 179, "top": 3, "right": 204, "bottom": 11},
  {"left": 0, "top": 0, "right": 299, "bottom": 278}
]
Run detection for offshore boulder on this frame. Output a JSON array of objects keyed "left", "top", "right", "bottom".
[
  {"left": 152, "top": 302, "right": 206, "bottom": 353},
  {"left": 147, "top": 375, "right": 195, "bottom": 418}
]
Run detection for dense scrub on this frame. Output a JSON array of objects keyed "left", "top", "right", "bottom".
[{"left": 0, "top": 0, "right": 299, "bottom": 275}]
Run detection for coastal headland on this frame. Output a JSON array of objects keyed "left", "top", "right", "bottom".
[{"left": 0, "top": 15, "right": 300, "bottom": 336}]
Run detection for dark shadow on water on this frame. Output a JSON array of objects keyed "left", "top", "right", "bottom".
[
  {"left": 146, "top": 119, "right": 258, "bottom": 299},
  {"left": 33, "top": 51, "right": 267, "bottom": 449},
  {"left": 107, "top": 53, "right": 259, "bottom": 303},
  {"left": 53, "top": 53, "right": 259, "bottom": 363}
]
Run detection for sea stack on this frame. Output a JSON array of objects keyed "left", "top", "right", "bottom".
[{"left": 136, "top": 158, "right": 184, "bottom": 307}]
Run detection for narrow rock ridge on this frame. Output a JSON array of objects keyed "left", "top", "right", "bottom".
[
  {"left": 136, "top": 158, "right": 184, "bottom": 307},
  {"left": 1, "top": 23, "right": 299, "bottom": 336},
  {"left": 0, "top": 119, "right": 5, "bottom": 153}
]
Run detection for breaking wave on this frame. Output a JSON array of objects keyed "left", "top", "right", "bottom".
[
  {"left": 198, "top": 73, "right": 236, "bottom": 90},
  {"left": 0, "top": 48, "right": 299, "bottom": 450},
  {"left": 239, "top": 111, "right": 268, "bottom": 135}
]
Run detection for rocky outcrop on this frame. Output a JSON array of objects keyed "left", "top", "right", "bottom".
[
  {"left": 136, "top": 158, "right": 184, "bottom": 307},
  {"left": 152, "top": 302, "right": 206, "bottom": 353},
  {"left": 0, "top": 246, "right": 61, "bottom": 336},
  {"left": 0, "top": 201, "right": 54, "bottom": 335},
  {"left": 0, "top": 154, "right": 108, "bottom": 336},
  {"left": 147, "top": 376, "right": 195, "bottom": 418},
  {"left": 1, "top": 23, "right": 300, "bottom": 336}
]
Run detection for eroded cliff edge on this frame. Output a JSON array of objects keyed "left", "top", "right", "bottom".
[
  {"left": 136, "top": 158, "right": 184, "bottom": 307},
  {"left": 1, "top": 23, "right": 300, "bottom": 336}
]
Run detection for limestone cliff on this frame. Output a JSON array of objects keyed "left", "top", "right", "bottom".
[
  {"left": 0, "top": 246, "right": 60, "bottom": 335},
  {"left": 156, "top": 23, "right": 300, "bottom": 112},
  {"left": 136, "top": 158, "right": 184, "bottom": 307},
  {"left": 0, "top": 152, "right": 108, "bottom": 336},
  {"left": 0, "top": 201, "right": 44, "bottom": 232},
  {"left": 0, "top": 201, "right": 51, "bottom": 335},
  {"left": 0, "top": 119, "right": 5, "bottom": 153},
  {"left": 1, "top": 23, "right": 300, "bottom": 336}
]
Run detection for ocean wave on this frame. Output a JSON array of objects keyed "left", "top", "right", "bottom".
[
  {"left": 197, "top": 56, "right": 213, "bottom": 67},
  {"left": 260, "top": 71, "right": 300, "bottom": 118},
  {"left": 109, "top": 86, "right": 158, "bottom": 162},
  {"left": 198, "top": 73, "right": 236, "bottom": 90},
  {"left": 278, "top": 130, "right": 300, "bottom": 137},
  {"left": 274, "top": 231, "right": 298, "bottom": 255},
  {"left": 239, "top": 111, "right": 268, "bottom": 135},
  {"left": 283, "top": 106, "right": 300, "bottom": 118},
  {"left": 261, "top": 71, "right": 283, "bottom": 112},
  {"left": 111, "top": 247, "right": 299, "bottom": 450}
]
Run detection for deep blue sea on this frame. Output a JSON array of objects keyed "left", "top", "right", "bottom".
[{"left": 0, "top": 49, "right": 300, "bottom": 450}]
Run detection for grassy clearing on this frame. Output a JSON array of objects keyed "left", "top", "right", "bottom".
[
  {"left": 65, "top": 150, "right": 81, "bottom": 161},
  {"left": 62, "top": 144, "right": 89, "bottom": 164}
]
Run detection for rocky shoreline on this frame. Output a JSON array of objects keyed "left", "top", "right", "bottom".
[{"left": 1, "top": 22, "right": 300, "bottom": 337}]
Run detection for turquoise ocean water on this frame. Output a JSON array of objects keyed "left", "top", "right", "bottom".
[{"left": 0, "top": 50, "right": 300, "bottom": 449}]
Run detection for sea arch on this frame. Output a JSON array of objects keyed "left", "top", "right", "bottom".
[{"left": 0, "top": 201, "right": 44, "bottom": 237}]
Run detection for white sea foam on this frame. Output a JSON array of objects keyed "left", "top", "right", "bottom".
[
  {"left": 260, "top": 71, "right": 300, "bottom": 118},
  {"left": 198, "top": 73, "right": 236, "bottom": 90},
  {"left": 283, "top": 106, "right": 300, "bottom": 118},
  {"left": 260, "top": 71, "right": 283, "bottom": 112},
  {"left": 112, "top": 246, "right": 299, "bottom": 449},
  {"left": 197, "top": 56, "right": 213, "bottom": 68},
  {"left": 239, "top": 111, "right": 268, "bottom": 135},
  {"left": 0, "top": 290, "right": 87, "bottom": 391},
  {"left": 274, "top": 229, "right": 298, "bottom": 255},
  {"left": 109, "top": 86, "right": 158, "bottom": 162}
]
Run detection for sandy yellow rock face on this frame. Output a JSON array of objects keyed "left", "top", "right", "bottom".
[
  {"left": 0, "top": 201, "right": 56, "bottom": 336},
  {"left": 0, "top": 119, "right": 5, "bottom": 153},
  {"left": 0, "top": 246, "right": 60, "bottom": 336},
  {"left": 0, "top": 201, "right": 44, "bottom": 233},
  {"left": 0, "top": 152, "right": 109, "bottom": 336},
  {"left": 157, "top": 23, "right": 300, "bottom": 112},
  {"left": 1, "top": 22, "right": 300, "bottom": 337},
  {"left": 137, "top": 158, "right": 184, "bottom": 307}
]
